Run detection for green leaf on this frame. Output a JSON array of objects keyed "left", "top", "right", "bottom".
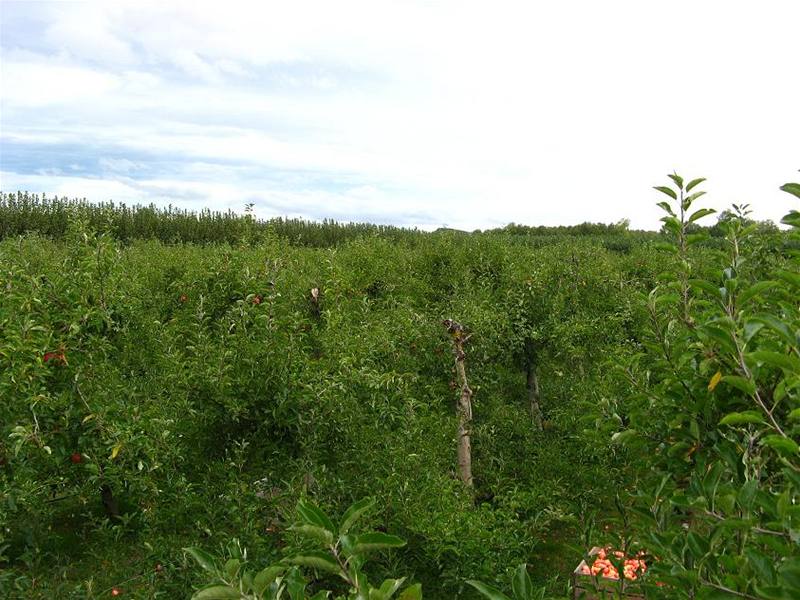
[
  {"left": 688, "top": 208, "right": 716, "bottom": 224},
  {"left": 353, "top": 532, "right": 406, "bottom": 554},
  {"left": 750, "top": 314, "right": 796, "bottom": 346},
  {"left": 687, "top": 531, "right": 710, "bottom": 558},
  {"left": 289, "top": 524, "right": 335, "bottom": 546},
  {"left": 511, "top": 564, "right": 534, "bottom": 600},
  {"left": 339, "top": 534, "right": 356, "bottom": 558},
  {"left": 240, "top": 571, "right": 253, "bottom": 593},
  {"left": 719, "top": 411, "right": 766, "bottom": 426},
  {"left": 340, "top": 497, "right": 375, "bottom": 535},
  {"left": 184, "top": 547, "right": 218, "bottom": 575},
  {"left": 778, "top": 563, "right": 800, "bottom": 591},
  {"left": 224, "top": 558, "right": 240, "bottom": 580},
  {"left": 784, "top": 468, "right": 800, "bottom": 493},
  {"left": 296, "top": 499, "right": 335, "bottom": 534},
  {"left": 686, "top": 232, "right": 710, "bottom": 246},
  {"left": 611, "top": 429, "right": 638, "bottom": 445},
  {"left": 283, "top": 551, "right": 340, "bottom": 574},
  {"left": 753, "top": 585, "right": 795, "bottom": 600},
  {"left": 657, "top": 201, "right": 676, "bottom": 216},
  {"left": 668, "top": 441, "right": 692, "bottom": 459},
  {"left": 370, "top": 578, "right": 406, "bottom": 600},
  {"left": 192, "top": 586, "right": 243, "bottom": 600},
  {"left": 684, "top": 190, "right": 707, "bottom": 208},
  {"left": 703, "top": 325, "right": 736, "bottom": 355},
  {"left": 381, "top": 578, "right": 407, "bottom": 597},
  {"left": 661, "top": 216, "right": 681, "bottom": 234},
  {"left": 654, "top": 241, "right": 678, "bottom": 252},
  {"left": 654, "top": 186, "right": 677, "bottom": 200},
  {"left": 745, "top": 547, "right": 776, "bottom": 584},
  {"left": 253, "top": 566, "right": 284, "bottom": 595},
  {"left": 782, "top": 210, "right": 800, "bottom": 228},
  {"left": 788, "top": 408, "right": 800, "bottom": 421},
  {"left": 737, "top": 281, "right": 776, "bottom": 307},
  {"left": 668, "top": 173, "right": 684, "bottom": 190},
  {"left": 763, "top": 435, "right": 800, "bottom": 456},
  {"left": 690, "top": 279, "right": 722, "bottom": 298},
  {"left": 744, "top": 320, "right": 765, "bottom": 343},
  {"left": 350, "top": 568, "right": 368, "bottom": 593},
  {"left": 686, "top": 177, "right": 706, "bottom": 192},
  {"left": 397, "top": 584, "right": 422, "bottom": 600},
  {"left": 285, "top": 566, "right": 307, "bottom": 600},
  {"left": 465, "top": 580, "right": 513, "bottom": 600},
  {"left": 748, "top": 351, "right": 800, "bottom": 373},
  {"left": 775, "top": 270, "right": 800, "bottom": 290},
  {"left": 738, "top": 479, "right": 758, "bottom": 509},
  {"left": 780, "top": 182, "right": 800, "bottom": 200},
  {"left": 721, "top": 375, "right": 756, "bottom": 395}
]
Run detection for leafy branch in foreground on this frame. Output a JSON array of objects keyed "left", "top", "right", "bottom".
[
  {"left": 466, "top": 564, "right": 549, "bottom": 600},
  {"left": 612, "top": 173, "right": 800, "bottom": 599},
  {"left": 185, "top": 498, "right": 421, "bottom": 600}
]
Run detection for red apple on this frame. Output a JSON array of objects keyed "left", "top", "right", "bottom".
[{"left": 43, "top": 350, "right": 67, "bottom": 365}]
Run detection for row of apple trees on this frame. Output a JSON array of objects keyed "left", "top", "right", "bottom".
[{"left": 2, "top": 176, "right": 795, "bottom": 597}]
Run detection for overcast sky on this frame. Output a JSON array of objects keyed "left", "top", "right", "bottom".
[{"left": 1, "top": 1, "right": 798, "bottom": 231}]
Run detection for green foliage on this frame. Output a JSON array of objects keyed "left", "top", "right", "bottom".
[
  {"left": 466, "top": 564, "right": 548, "bottom": 600},
  {"left": 1, "top": 172, "right": 796, "bottom": 598},
  {"left": 600, "top": 174, "right": 800, "bottom": 598},
  {"left": 1, "top": 210, "right": 646, "bottom": 598},
  {"left": 184, "top": 498, "right": 419, "bottom": 600},
  {"left": 0, "top": 192, "right": 416, "bottom": 248}
]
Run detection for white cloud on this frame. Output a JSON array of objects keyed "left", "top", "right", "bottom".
[
  {"left": 1, "top": 58, "right": 120, "bottom": 108},
  {"left": 98, "top": 158, "right": 145, "bottom": 174},
  {"left": 1, "top": 1, "right": 799, "bottom": 230},
  {"left": 43, "top": 3, "right": 136, "bottom": 65}
]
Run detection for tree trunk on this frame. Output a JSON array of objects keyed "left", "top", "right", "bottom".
[
  {"left": 100, "top": 484, "right": 120, "bottom": 522},
  {"left": 309, "top": 287, "right": 321, "bottom": 320},
  {"left": 455, "top": 355, "right": 473, "bottom": 486},
  {"left": 444, "top": 319, "right": 473, "bottom": 487},
  {"left": 526, "top": 360, "right": 543, "bottom": 431}
]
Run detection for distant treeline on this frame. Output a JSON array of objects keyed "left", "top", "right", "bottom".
[
  {"left": 0, "top": 192, "right": 418, "bottom": 247},
  {"left": 0, "top": 191, "right": 784, "bottom": 251}
]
